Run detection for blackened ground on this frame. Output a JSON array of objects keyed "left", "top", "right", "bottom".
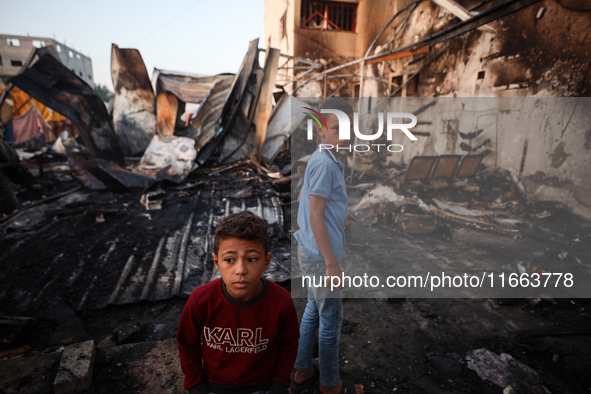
[
  {"left": 1, "top": 169, "right": 591, "bottom": 393},
  {"left": 3, "top": 290, "right": 590, "bottom": 393}
]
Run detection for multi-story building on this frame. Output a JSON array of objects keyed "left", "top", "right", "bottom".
[
  {"left": 265, "top": 0, "right": 363, "bottom": 96},
  {"left": 265, "top": 0, "right": 591, "bottom": 219},
  {"left": 265, "top": 0, "right": 590, "bottom": 99},
  {"left": 0, "top": 34, "right": 94, "bottom": 87}
]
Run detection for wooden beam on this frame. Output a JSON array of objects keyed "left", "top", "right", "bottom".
[
  {"left": 156, "top": 92, "right": 178, "bottom": 137},
  {"left": 366, "top": 45, "right": 430, "bottom": 65}
]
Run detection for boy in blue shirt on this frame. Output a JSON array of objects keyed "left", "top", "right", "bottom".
[{"left": 292, "top": 98, "right": 363, "bottom": 394}]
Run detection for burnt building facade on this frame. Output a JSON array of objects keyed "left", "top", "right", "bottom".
[
  {"left": 264, "top": 0, "right": 591, "bottom": 219},
  {"left": 265, "top": 0, "right": 590, "bottom": 98},
  {"left": 0, "top": 34, "right": 94, "bottom": 87}
]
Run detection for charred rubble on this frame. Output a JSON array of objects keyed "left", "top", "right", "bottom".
[
  {"left": 1, "top": 2, "right": 591, "bottom": 391},
  {"left": 0, "top": 39, "right": 297, "bottom": 392}
]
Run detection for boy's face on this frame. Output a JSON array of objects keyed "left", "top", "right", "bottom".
[
  {"left": 317, "top": 112, "right": 352, "bottom": 148},
  {"left": 213, "top": 237, "right": 271, "bottom": 302}
]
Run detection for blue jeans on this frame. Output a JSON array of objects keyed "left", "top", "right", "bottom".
[{"left": 294, "top": 244, "right": 343, "bottom": 388}]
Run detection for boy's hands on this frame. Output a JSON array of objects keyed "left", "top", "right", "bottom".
[
  {"left": 326, "top": 263, "right": 343, "bottom": 291},
  {"left": 345, "top": 211, "right": 355, "bottom": 229}
]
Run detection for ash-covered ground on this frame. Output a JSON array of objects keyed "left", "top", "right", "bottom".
[{"left": 1, "top": 167, "right": 591, "bottom": 393}]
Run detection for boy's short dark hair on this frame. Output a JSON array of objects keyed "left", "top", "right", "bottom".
[
  {"left": 319, "top": 97, "right": 354, "bottom": 115},
  {"left": 214, "top": 211, "right": 269, "bottom": 255}
]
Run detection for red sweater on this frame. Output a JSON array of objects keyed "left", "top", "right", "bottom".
[{"left": 177, "top": 278, "right": 299, "bottom": 391}]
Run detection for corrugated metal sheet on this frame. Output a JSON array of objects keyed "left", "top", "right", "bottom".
[
  {"left": 153, "top": 69, "right": 233, "bottom": 104},
  {"left": 76, "top": 192, "right": 286, "bottom": 310},
  {"left": 111, "top": 44, "right": 156, "bottom": 157}
]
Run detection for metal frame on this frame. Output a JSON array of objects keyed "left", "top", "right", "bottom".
[{"left": 300, "top": 1, "right": 357, "bottom": 32}]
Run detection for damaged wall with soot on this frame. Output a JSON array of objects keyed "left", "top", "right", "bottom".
[
  {"left": 407, "top": 0, "right": 591, "bottom": 98},
  {"left": 366, "top": 0, "right": 591, "bottom": 219},
  {"left": 265, "top": 0, "right": 591, "bottom": 217},
  {"left": 376, "top": 97, "right": 591, "bottom": 219}
]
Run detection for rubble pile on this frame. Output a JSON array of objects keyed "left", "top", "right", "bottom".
[
  {"left": 1, "top": 31, "right": 591, "bottom": 394},
  {"left": 1, "top": 40, "right": 292, "bottom": 214}
]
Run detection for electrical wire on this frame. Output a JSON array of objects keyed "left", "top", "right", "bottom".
[
  {"left": 93, "top": 0, "right": 202, "bottom": 68},
  {"left": 129, "top": 0, "right": 203, "bottom": 46}
]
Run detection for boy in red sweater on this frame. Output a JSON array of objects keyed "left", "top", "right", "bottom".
[{"left": 177, "top": 211, "right": 299, "bottom": 394}]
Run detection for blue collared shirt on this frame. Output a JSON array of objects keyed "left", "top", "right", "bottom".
[{"left": 294, "top": 147, "right": 348, "bottom": 262}]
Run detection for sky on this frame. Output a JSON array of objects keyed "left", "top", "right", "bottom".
[{"left": 1, "top": 0, "right": 265, "bottom": 89}]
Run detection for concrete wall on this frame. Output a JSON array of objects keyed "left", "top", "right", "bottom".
[
  {"left": 51, "top": 39, "right": 94, "bottom": 88},
  {"left": 0, "top": 34, "right": 42, "bottom": 84},
  {"left": 264, "top": 0, "right": 298, "bottom": 89},
  {"left": 264, "top": 0, "right": 591, "bottom": 217},
  {"left": 372, "top": 0, "right": 591, "bottom": 218},
  {"left": 354, "top": 0, "right": 410, "bottom": 59},
  {"left": 292, "top": 0, "right": 357, "bottom": 59},
  {"left": 264, "top": 0, "right": 293, "bottom": 56},
  {"left": 363, "top": 97, "right": 591, "bottom": 218},
  {"left": 293, "top": 29, "right": 357, "bottom": 60},
  {"left": 381, "top": 0, "right": 591, "bottom": 98},
  {"left": 265, "top": 0, "right": 362, "bottom": 96},
  {"left": 0, "top": 34, "right": 94, "bottom": 88}
]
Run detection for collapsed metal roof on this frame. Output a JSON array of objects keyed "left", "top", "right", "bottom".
[
  {"left": 0, "top": 162, "right": 290, "bottom": 313},
  {"left": 0, "top": 39, "right": 295, "bottom": 313},
  {"left": 3, "top": 39, "right": 290, "bottom": 191}
]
